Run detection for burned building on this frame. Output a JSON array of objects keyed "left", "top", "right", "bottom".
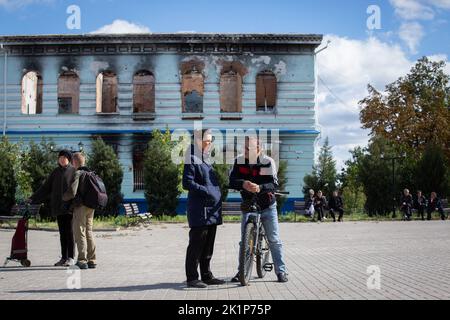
[{"left": 0, "top": 33, "right": 323, "bottom": 213}]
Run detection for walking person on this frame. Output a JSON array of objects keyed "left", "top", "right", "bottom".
[
  {"left": 182, "top": 129, "right": 224, "bottom": 289},
  {"left": 329, "top": 190, "right": 344, "bottom": 222},
  {"left": 29, "top": 150, "right": 76, "bottom": 267},
  {"left": 63, "top": 152, "right": 97, "bottom": 270},
  {"left": 400, "top": 189, "right": 413, "bottom": 221}
]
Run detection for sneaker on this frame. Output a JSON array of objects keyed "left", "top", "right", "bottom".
[
  {"left": 64, "top": 258, "right": 75, "bottom": 267},
  {"left": 187, "top": 280, "right": 208, "bottom": 289},
  {"left": 75, "top": 261, "right": 88, "bottom": 270},
  {"left": 54, "top": 258, "right": 66, "bottom": 267},
  {"left": 277, "top": 272, "right": 289, "bottom": 283},
  {"left": 230, "top": 273, "right": 240, "bottom": 283},
  {"left": 87, "top": 261, "right": 97, "bottom": 269},
  {"left": 203, "top": 278, "right": 226, "bottom": 285}
]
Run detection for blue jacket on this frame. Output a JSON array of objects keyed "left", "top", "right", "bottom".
[{"left": 182, "top": 145, "right": 222, "bottom": 228}]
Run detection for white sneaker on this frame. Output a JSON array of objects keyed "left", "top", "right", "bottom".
[{"left": 66, "top": 258, "right": 75, "bottom": 266}]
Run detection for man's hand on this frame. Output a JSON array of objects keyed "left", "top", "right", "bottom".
[{"left": 243, "top": 181, "right": 260, "bottom": 193}]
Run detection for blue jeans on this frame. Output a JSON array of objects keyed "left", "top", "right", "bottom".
[{"left": 239, "top": 204, "right": 287, "bottom": 274}]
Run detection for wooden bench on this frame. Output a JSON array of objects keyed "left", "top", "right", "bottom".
[
  {"left": 0, "top": 204, "right": 42, "bottom": 227},
  {"left": 123, "top": 203, "right": 152, "bottom": 226},
  {"left": 293, "top": 200, "right": 308, "bottom": 222},
  {"left": 221, "top": 202, "right": 242, "bottom": 216}
]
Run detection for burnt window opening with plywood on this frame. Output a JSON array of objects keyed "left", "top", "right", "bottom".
[
  {"left": 133, "top": 70, "right": 155, "bottom": 115},
  {"left": 219, "top": 63, "right": 246, "bottom": 120},
  {"left": 21, "top": 71, "right": 43, "bottom": 115},
  {"left": 256, "top": 71, "right": 277, "bottom": 112},
  {"left": 182, "top": 67, "right": 204, "bottom": 114},
  {"left": 58, "top": 71, "right": 80, "bottom": 114},
  {"left": 96, "top": 71, "right": 118, "bottom": 114}
]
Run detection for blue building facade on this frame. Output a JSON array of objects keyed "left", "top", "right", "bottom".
[{"left": 0, "top": 34, "right": 322, "bottom": 213}]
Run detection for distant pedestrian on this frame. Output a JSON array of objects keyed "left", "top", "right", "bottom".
[
  {"left": 329, "top": 190, "right": 344, "bottom": 222},
  {"left": 400, "top": 189, "right": 413, "bottom": 221},
  {"left": 414, "top": 190, "right": 427, "bottom": 221}
]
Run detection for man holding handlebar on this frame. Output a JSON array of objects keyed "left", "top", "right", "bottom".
[{"left": 229, "top": 136, "right": 288, "bottom": 283}]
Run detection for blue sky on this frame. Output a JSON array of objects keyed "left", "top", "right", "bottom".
[{"left": 1, "top": 0, "right": 450, "bottom": 167}]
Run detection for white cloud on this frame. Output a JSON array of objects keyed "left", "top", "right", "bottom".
[
  {"left": 90, "top": 19, "right": 151, "bottom": 34},
  {"left": 390, "top": 0, "right": 435, "bottom": 20},
  {"left": 317, "top": 35, "right": 414, "bottom": 169},
  {"left": 398, "top": 22, "right": 425, "bottom": 54}
]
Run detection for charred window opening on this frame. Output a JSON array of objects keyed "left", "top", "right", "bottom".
[
  {"left": 256, "top": 71, "right": 277, "bottom": 111},
  {"left": 21, "top": 71, "right": 43, "bottom": 115},
  {"left": 96, "top": 71, "right": 118, "bottom": 113},
  {"left": 220, "top": 69, "right": 242, "bottom": 113},
  {"left": 132, "top": 134, "right": 150, "bottom": 191},
  {"left": 58, "top": 71, "right": 80, "bottom": 114},
  {"left": 182, "top": 68, "right": 204, "bottom": 113},
  {"left": 133, "top": 70, "right": 155, "bottom": 113}
]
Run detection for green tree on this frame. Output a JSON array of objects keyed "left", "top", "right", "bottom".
[
  {"left": 143, "top": 129, "right": 181, "bottom": 217},
  {"left": 415, "top": 143, "right": 449, "bottom": 198},
  {"left": 212, "top": 163, "right": 231, "bottom": 202},
  {"left": 87, "top": 138, "right": 124, "bottom": 216},
  {"left": 23, "top": 139, "right": 56, "bottom": 192},
  {"left": 340, "top": 147, "right": 366, "bottom": 214},
  {"left": 303, "top": 137, "right": 337, "bottom": 199},
  {"left": 360, "top": 57, "right": 450, "bottom": 161},
  {"left": 0, "top": 137, "right": 18, "bottom": 214}
]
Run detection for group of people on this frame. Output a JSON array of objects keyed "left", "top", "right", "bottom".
[
  {"left": 304, "top": 189, "right": 344, "bottom": 222},
  {"left": 28, "top": 150, "right": 97, "bottom": 270},
  {"left": 182, "top": 130, "right": 288, "bottom": 288},
  {"left": 400, "top": 189, "right": 447, "bottom": 221}
]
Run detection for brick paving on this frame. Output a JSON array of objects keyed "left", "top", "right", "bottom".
[{"left": 0, "top": 221, "right": 449, "bottom": 300}]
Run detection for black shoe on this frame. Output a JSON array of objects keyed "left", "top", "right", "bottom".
[
  {"left": 54, "top": 259, "right": 66, "bottom": 267},
  {"left": 75, "top": 261, "right": 88, "bottom": 270},
  {"left": 230, "top": 273, "right": 240, "bottom": 283},
  {"left": 87, "top": 262, "right": 97, "bottom": 269},
  {"left": 187, "top": 280, "right": 208, "bottom": 289},
  {"left": 203, "top": 278, "right": 226, "bottom": 285},
  {"left": 277, "top": 273, "right": 288, "bottom": 283}
]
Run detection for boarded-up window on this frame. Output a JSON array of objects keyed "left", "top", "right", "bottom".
[
  {"left": 58, "top": 72, "right": 80, "bottom": 114},
  {"left": 21, "top": 71, "right": 43, "bottom": 115},
  {"left": 133, "top": 71, "right": 155, "bottom": 113},
  {"left": 182, "top": 71, "right": 204, "bottom": 113},
  {"left": 96, "top": 72, "right": 118, "bottom": 113},
  {"left": 256, "top": 71, "right": 277, "bottom": 111},
  {"left": 220, "top": 70, "right": 242, "bottom": 113}
]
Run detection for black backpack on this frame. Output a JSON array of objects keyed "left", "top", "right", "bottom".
[{"left": 80, "top": 170, "right": 108, "bottom": 210}]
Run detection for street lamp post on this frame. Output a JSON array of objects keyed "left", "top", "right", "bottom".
[{"left": 381, "top": 154, "right": 406, "bottom": 218}]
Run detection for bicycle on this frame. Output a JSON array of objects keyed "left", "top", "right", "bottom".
[{"left": 233, "top": 190, "right": 289, "bottom": 286}]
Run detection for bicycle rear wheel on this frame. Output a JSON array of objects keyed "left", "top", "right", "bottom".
[
  {"left": 239, "top": 222, "right": 256, "bottom": 286},
  {"left": 256, "top": 226, "right": 271, "bottom": 278}
]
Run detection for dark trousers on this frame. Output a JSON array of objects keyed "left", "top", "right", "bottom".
[
  {"left": 427, "top": 208, "right": 446, "bottom": 221},
  {"left": 57, "top": 214, "right": 74, "bottom": 260},
  {"left": 417, "top": 206, "right": 426, "bottom": 220},
  {"left": 315, "top": 207, "right": 324, "bottom": 221},
  {"left": 329, "top": 208, "right": 344, "bottom": 221},
  {"left": 401, "top": 206, "right": 412, "bottom": 219},
  {"left": 185, "top": 225, "right": 217, "bottom": 282}
]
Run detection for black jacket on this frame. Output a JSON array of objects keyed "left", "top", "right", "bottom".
[
  {"left": 229, "top": 154, "right": 279, "bottom": 212},
  {"left": 329, "top": 196, "right": 344, "bottom": 210},
  {"left": 314, "top": 196, "right": 327, "bottom": 210},
  {"left": 182, "top": 145, "right": 222, "bottom": 228},
  {"left": 414, "top": 195, "right": 427, "bottom": 209},
  {"left": 305, "top": 196, "right": 315, "bottom": 210},
  {"left": 31, "top": 164, "right": 75, "bottom": 217},
  {"left": 400, "top": 194, "right": 413, "bottom": 208}
]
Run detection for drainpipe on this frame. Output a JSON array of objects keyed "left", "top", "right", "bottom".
[{"left": 1, "top": 43, "right": 6, "bottom": 136}]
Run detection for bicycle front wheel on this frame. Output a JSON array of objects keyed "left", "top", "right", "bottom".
[
  {"left": 239, "top": 222, "right": 256, "bottom": 286},
  {"left": 256, "top": 226, "right": 271, "bottom": 279}
]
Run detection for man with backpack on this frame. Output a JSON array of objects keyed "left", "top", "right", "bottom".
[{"left": 63, "top": 152, "right": 103, "bottom": 270}]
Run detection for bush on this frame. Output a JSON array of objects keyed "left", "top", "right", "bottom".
[
  {"left": 143, "top": 129, "right": 181, "bottom": 217},
  {"left": 0, "top": 137, "right": 17, "bottom": 214},
  {"left": 87, "top": 138, "right": 124, "bottom": 216},
  {"left": 212, "top": 163, "right": 231, "bottom": 202}
]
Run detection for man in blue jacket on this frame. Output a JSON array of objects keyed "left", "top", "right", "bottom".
[{"left": 182, "top": 129, "right": 225, "bottom": 288}]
